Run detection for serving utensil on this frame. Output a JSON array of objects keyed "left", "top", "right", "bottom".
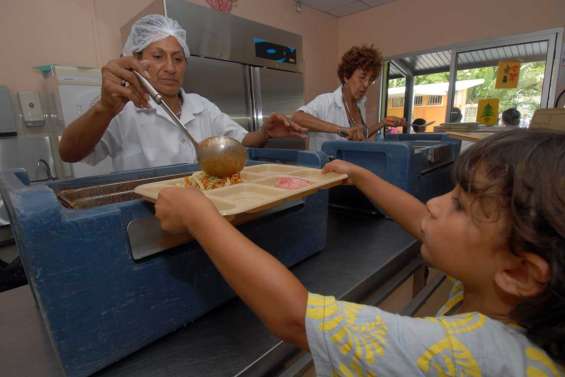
[
  {"left": 132, "top": 71, "right": 246, "bottom": 177},
  {"left": 411, "top": 118, "right": 435, "bottom": 132}
]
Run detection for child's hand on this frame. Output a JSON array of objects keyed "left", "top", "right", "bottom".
[
  {"left": 322, "top": 159, "right": 364, "bottom": 184},
  {"left": 155, "top": 187, "right": 219, "bottom": 234}
]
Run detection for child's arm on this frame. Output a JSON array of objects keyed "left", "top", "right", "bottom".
[
  {"left": 155, "top": 187, "right": 309, "bottom": 349},
  {"left": 323, "top": 160, "right": 427, "bottom": 240}
]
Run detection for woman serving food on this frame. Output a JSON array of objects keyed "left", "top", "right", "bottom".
[
  {"left": 291, "top": 45, "right": 406, "bottom": 151},
  {"left": 59, "top": 15, "right": 305, "bottom": 172}
]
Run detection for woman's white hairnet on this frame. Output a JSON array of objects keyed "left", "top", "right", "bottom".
[{"left": 122, "top": 15, "right": 190, "bottom": 59}]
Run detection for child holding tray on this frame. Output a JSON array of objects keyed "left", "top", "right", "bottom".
[{"left": 155, "top": 128, "right": 565, "bottom": 376}]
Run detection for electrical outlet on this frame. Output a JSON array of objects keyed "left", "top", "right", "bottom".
[{"left": 17, "top": 91, "right": 44, "bottom": 124}]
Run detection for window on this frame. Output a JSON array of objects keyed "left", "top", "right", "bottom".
[
  {"left": 427, "top": 95, "right": 443, "bottom": 105},
  {"left": 463, "top": 105, "right": 478, "bottom": 122},
  {"left": 385, "top": 64, "right": 407, "bottom": 129},
  {"left": 412, "top": 71, "right": 452, "bottom": 128},
  {"left": 381, "top": 29, "right": 562, "bottom": 129},
  {"left": 455, "top": 41, "right": 549, "bottom": 127}
]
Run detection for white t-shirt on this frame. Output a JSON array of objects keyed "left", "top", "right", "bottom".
[
  {"left": 297, "top": 86, "right": 366, "bottom": 152},
  {"left": 83, "top": 90, "right": 248, "bottom": 171}
]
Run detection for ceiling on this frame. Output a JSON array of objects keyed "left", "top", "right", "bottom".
[
  {"left": 299, "top": 0, "right": 397, "bottom": 17},
  {"left": 389, "top": 41, "right": 549, "bottom": 78}
]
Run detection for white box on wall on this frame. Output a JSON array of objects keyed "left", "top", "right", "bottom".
[{"left": 17, "top": 91, "right": 44, "bottom": 125}]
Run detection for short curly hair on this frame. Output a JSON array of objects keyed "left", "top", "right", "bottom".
[{"left": 337, "top": 45, "right": 383, "bottom": 84}]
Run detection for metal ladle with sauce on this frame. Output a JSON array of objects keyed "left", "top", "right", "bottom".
[{"left": 132, "top": 71, "right": 247, "bottom": 178}]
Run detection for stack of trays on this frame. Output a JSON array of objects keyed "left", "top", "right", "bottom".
[{"left": 436, "top": 122, "right": 479, "bottom": 131}]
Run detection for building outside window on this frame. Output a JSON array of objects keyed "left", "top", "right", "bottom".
[
  {"left": 390, "top": 96, "right": 404, "bottom": 108},
  {"left": 386, "top": 79, "right": 483, "bottom": 129}
]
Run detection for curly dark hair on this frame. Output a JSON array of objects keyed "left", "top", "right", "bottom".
[
  {"left": 337, "top": 45, "right": 383, "bottom": 84},
  {"left": 454, "top": 128, "right": 565, "bottom": 362}
]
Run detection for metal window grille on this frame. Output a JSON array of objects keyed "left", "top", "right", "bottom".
[{"left": 428, "top": 95, "right": 443, "bottom": 105}]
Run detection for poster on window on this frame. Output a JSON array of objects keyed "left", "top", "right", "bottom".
[
  {"left": 476, "top": 98, "right": 500, "bottom": 126},
  {"left": 495, "top": 60, "right": 521, "bottom": 89}
]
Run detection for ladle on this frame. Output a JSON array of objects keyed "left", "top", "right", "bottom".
[{"left": 133, "top": 71, "right": 247, "bottom": 177}]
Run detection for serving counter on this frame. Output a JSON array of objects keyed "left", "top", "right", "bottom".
[{"left": 0, "top": 208, "right": 425, "bottom": 377}]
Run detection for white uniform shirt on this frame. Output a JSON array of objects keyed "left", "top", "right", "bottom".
[
  {"left": 83, "top": 90, "right": 248, "bottom": 171},
  {"left": 297, "top": 86, "right": 366, "bottom": 151}
]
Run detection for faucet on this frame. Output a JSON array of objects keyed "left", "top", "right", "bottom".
[{"left": 36, "top": 159, "right": 54, "bottom": 181}]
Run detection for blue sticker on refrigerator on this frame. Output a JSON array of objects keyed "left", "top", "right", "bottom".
[{"left": 253, "top": 38, "right": 296, "bottom": 64}]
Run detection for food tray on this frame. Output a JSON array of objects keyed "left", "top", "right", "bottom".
[{"left": 134, "top": 164, "right": 347, "bottom": 217}]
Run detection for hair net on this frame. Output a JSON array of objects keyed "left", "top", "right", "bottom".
[{"left": 122, "top": 15, "right": 190, "bottom": 59}]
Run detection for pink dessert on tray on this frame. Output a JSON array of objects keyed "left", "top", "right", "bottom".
[{"left": 275, "top": 176, "right": 311, "bottom": 190}]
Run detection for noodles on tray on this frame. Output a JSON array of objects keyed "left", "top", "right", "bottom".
[{"left": 184, "top": 171, "right": 243, "bottom": 190}]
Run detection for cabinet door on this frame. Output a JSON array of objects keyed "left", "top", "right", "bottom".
[
  {"left": 254, "top": 67, "right": 305, "bottom": 149},
  {"left": 256, "top": 68, "right": 303, "bottom": 122},
  {"left": 184, "top": 56, "right": 253, "bottom": 131}
]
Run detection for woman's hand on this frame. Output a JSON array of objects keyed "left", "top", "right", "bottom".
[
  {"left": 322, "top": 159, "right": 367, "bottom": 184},
  {"left": 383, "top": 116, "right": 406, "bottom": 129},
  {"left": 262, "top": 113, "right": 307, "bottom": 138},
  {"left": 347, "top": 126, "right": 366, "bottom": 141},
  {"left": 367, "top": 116, "right": 407, "bottom": 137},
  {"left": 337, "top": 126, "right": 365, "bottom": 141},
  {"left": 155, "top": 187, "right": 219, "bottom": 234},
  {"left": 97, "top": 56, "right": 151, "bottom": 116}
]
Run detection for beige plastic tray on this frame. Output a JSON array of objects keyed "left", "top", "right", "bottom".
[{"left": 134, "top": 164, "right": 347, "bottom": 217}]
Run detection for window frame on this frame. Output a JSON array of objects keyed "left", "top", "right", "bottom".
[{"left": 379, "top": 28, "right": 563, "bottom": 123}]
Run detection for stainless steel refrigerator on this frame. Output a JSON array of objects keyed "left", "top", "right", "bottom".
[{"left": 125, "top": 0, "right": 305, "bottom": 148}]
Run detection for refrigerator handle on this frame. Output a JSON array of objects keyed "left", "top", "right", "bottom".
[
  {"left": 249, "top": 67, "right": 263, "bottom": 132},
  {"left": 244, "top": 66, "right": 255, "bottom": 132}
]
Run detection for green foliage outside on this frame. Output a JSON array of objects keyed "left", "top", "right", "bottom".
[
  {"left": 388, "top": 78, "right": 405, "bottom": 88},
  {"left": 455, "top": 62, "right": 545, "bottom": 118}
]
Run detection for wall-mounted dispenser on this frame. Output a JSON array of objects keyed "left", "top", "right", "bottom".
[{"left": 17, "top": 91, "right": 45, "bottom": 127}]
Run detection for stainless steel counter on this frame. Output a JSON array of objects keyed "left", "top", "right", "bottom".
[{"left": 0, "top": 209, "right": 420, "bottom": 377}]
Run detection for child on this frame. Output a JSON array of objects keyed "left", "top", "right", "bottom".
[
  {"left": 502, "top": 108, "right": 521, "bottom": 127},
  {"left": 155, "top": 128, "right": 565, "bottom": 376}
]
